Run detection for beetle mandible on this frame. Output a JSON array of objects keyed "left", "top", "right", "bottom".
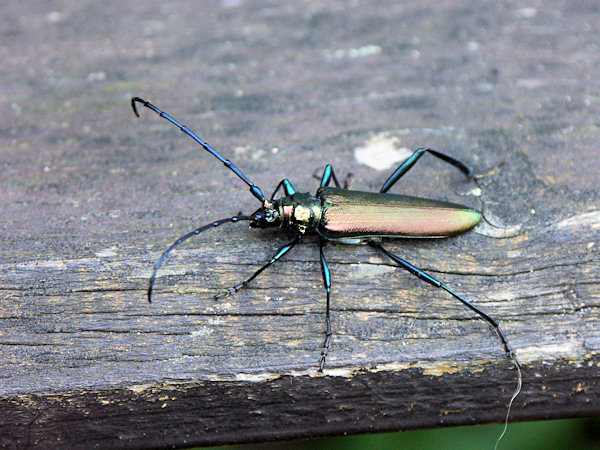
[{"left": 131, "top": 97, "right": 520, "bottom": 377}]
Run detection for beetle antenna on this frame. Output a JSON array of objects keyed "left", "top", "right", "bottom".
[
  {"left": 132, "top": 97, "right": 266, "bottom": 203},
  {"left": 147, "top": 215, "right": 253, "bottom": 303}
]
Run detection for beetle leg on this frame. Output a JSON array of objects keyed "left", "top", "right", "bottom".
[
  {"left": 214, "top": 235, "right": 301, "bottom": 300},
  {"left": 319, "top": 164, "right": 342, "bottom": 188},
  {"left": 380, "top": 148, "right": 473, "bottom": 193},
  {"left": 270, "top": 179, "right": 296, "bottom": 200},
  {"left": 368, "top": 241, "right": 521, "bottom": 369},
  {"left": 318, "top": 237, "right": 333, "bottom": 371},
  {"left": 368, "top": 241, "right": 522, "bottom": 447},
  {"left": 317, "top": 165, "right": 352, "bottom": 189}
]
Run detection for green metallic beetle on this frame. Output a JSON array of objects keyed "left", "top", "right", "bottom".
[{"left": 131, "top": 97, "right": 520, "bottom": 379}]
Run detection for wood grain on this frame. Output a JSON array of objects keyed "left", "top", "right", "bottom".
[{"left": 1, "top": 0, "right": 598, "bottom": 447}]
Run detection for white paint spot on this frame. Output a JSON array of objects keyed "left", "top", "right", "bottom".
[
  {"left": 88, "top": 72, "right": 106, "bottom": 82},
  {"left": 516, "top": 79, "right": 546, "bottom": 89},
  {"left": 347, "top": 45, "right": 382, "bottom": 58},
  {"left": 324, "top": 45, "right": 382, "bottom": 60},
  {"left": 556, "top": 211, "right": 600, "bottom": 229},
  {"left": 127, "top": 384, "right": 154, "bottom": 393},
  {"left": 190, "top": 327, "right": 213, "bottom": 337},
  {"left": 47, "top": 11, "right": 62, "bottom": 23},
  {"left": 350, "top": 262, "right": 395, "bottom": 279},
  {"left": 318, "top": 367, "right": 359, "bottom": 377},
  {"left": 517, "top": 340, "right": 583, "bottom": 362},
  {"left": 16, "top": 260, "right": 67, "bottom": 270},
  {"left": 467, "top": 41, "right": 480, "bottom": 52},
  {"left": 354, "top": 133, "right": 412, "bottom": 171},
  {"left": 95, "top": 247, "right": 118, "bottom": 257},
  {"left": 468, "top": 187, "right": 482, "bottom": 197},
  {"left": 474, "top": 220, "right": 522, "bottom": 238},
  {"left": 235, "top": 372, "right": 280, "bottom": 382},
  {"left": 515, "top": 7, "right": 538, "bottom": 18}
]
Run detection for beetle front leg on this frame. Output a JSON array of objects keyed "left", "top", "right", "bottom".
[
  {"left": 215, "top": 235, "right": 301, "bottom": 300},
  {"left": 270, "top": 179, "right": 296, "bottom": 200},
  {"left": 318, "top": 237, "right": 333, "bottom": 371}
]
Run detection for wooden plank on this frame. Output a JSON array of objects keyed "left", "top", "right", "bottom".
[{"left": 1, "top": 0, "right": 599, "bottom": 447}]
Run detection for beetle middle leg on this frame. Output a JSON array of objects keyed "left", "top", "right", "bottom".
[
  {"left": 380, "top": 148, "right": 473, "bottom": 193},
  {"left": 319, "top": 164, "right": 344, "bottom": 188},
  {"left": 214, "top": 235, "right": 301, "bottom": 300},
  {"left": 318, "top": 236, "right": 333, "bottom": 371},
  {"left": 313, "top": 165, "right": 352, "bottom": 189}
]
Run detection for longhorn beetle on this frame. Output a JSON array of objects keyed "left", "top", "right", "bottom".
[{"left": 132, "top": 97, "right": 521, "bottom": 444}]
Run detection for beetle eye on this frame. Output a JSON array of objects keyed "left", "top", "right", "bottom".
[{"left": 264, "top": 208, "right": 279, "bottom": 222}]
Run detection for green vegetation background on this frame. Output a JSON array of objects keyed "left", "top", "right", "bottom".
[{"left": 209, "top": 417, "right": 599, "bottom": 450}]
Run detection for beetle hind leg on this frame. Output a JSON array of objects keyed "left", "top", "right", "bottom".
[
  {"left": 214, "top": 235, "right": 301, "bottom": 300},
  {"left": 380, "top": 148, "right": 473, "bottom": 193},
  {"left": 368, "top": 240, "right": 521, "bottom": 368},
  {"left": 368, "top": 240, "right": 522, "bottom": 448}
]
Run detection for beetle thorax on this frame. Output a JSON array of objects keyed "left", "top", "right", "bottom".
[{"left": 278, "top": 192, "right": 322, "bottom": 234}]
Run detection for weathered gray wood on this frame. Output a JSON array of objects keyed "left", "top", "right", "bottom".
[{"left": 1, "top": 0, "right": 598, "bottom": 447}]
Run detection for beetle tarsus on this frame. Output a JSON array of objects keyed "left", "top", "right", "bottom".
[
  {"left": 318, "top": 332, "right": 332, "bottom": 372},
  {"left": 214, "top": 284, "right": 244, "bottom": 300},
  {"left": 472, "top": 161, "right": 507, "bottom": 181}
]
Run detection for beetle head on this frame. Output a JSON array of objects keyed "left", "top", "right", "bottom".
[{"left": 250, "top": 200, "right": 282, "bottom": 229}]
